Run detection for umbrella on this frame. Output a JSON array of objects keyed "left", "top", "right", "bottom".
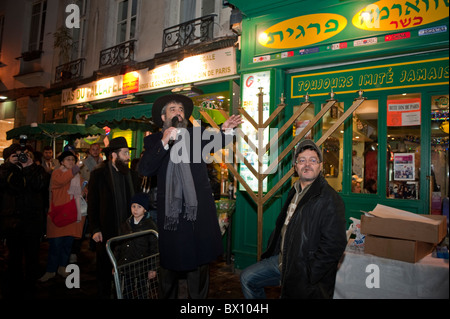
[{"left": 6, "top": 122, "right": 105, "bottom": 156}]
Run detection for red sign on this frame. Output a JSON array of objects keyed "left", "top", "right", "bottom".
[
  {"left": 387, "top": 98, "right": 421, "bottom": 127},
  {"left": 385, "top": 32, "right": 411, "bottom": 42},
  {"left": 122, "top": 72, "right": 139, "bottom": 94}
]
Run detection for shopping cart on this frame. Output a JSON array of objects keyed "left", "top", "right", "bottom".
[{"left": 106, "top": 229, "right": 159, "bottom": 299}]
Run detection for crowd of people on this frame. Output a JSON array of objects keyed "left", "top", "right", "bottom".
[{"left": 0, "top": 93, "right": 348, "bottom": 300}]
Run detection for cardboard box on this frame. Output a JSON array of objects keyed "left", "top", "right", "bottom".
[
  {"left": 365, "top": 235, "right": 435, "bottom": 263},
  {"left": 361, "top": 205, "right": 447, "bottom": 244}
]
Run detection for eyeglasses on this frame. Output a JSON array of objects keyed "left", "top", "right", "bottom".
[{"left": 295, "top": 157, "right": 320, "bottom": 165}]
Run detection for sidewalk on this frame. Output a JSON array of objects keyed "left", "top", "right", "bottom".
[{"left": 0, "top": 237, "right": 280, "bottom": 299}]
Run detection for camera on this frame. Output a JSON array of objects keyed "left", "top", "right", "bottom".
[{"left": 18, "top": 135, "right": 29, "bottom": 163}]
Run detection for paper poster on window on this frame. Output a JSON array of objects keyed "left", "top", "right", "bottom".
[
  {"left": 294, "top": 119, "right": 312, "bottom": 139},
  {"left": 387, "top": 99, "right": 421, "bottom": 126},
  {"left": 393, "top": 153, "right": 415, "bottom": 181}
]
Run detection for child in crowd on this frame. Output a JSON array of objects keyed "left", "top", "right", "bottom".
[{"left": 114, "top": 192, "right": 158, "bottom": 299}]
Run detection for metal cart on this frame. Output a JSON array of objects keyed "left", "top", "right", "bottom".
[{"left": 106, "top": 229, "right": 159, "bottom": 299}]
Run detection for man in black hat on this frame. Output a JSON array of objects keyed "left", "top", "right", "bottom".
[
  {"left": 87, "top": 136, "right": 141, "bottom": 298},
  {"left": 0, "top": 143, "right": 49, "bottom": 298},
  {"left": 138, "top": 94, "right": 242, "bottom": 299},
  {"left": 240, "top": 139, "right": 347, "bottom": 299}
]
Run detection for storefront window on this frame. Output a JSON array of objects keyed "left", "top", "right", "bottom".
[
  {"left": 293, "top": 101, "right": 315, "bottom": 138},
  {"left": 322, "top": 102, "right": 344, "bottom": 192},
  {"left": 386, "top": 94, "right": 421, "bottom": 199},
  {"left": 192, "top": 91, "right": 230, "bottom": 112},
  {"left": 430, "top": 94, "right": 449, "bottom": 214},
  {"left": 352, "top": 99, "right": 379, "bottom": 194}
]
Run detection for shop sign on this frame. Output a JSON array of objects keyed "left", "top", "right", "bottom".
[
  {"left": 291, "top": 57, "right": 449, "bottom": 98},
  {"left": 387, "top": 98, "right": 421, "bottom": 126},
  {"left": 258, "top": 13, "right": 347, "bottom": 49},
  {"left": 252, "top": 1, "right": 448, "bottom": 57},
  {"left": 239, "top": 71, "right": 271, "bottom": 192},
  {"left": 62, "top": 75, "right": 123, "bottom": 106},
  {"left": 140, "top": 48, "right": 236, "bottom": 90},
  {"left": 352, "top": 0, "right": 448, "bottom": 31},
  {"left": 123, "top": 71, "right": 139, "bottom": 94},
  {"left": 61, "top": 48, "right": 236, "bottom": 106}
]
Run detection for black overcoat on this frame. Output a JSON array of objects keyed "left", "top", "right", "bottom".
[
  {"left": 87, "top": 160, "right": 140, "bottom": 241},
  {"left": 0, "top": 162, "right": 49, "bottom": 238},
  {"left": 138, "top": 127, "right": 227, "bottom": 271}
]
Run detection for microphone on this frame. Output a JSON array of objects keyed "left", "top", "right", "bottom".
[{"left": 168, "top": 116, "right": 180, "bottom": 146}]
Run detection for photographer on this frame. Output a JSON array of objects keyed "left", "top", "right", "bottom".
[{"left": 0, "top": 140, "right": 50, "bottom": 298}]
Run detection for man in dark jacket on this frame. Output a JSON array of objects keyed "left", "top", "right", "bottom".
[
  {"left": 240, "top": 139, "right": 347, "bottom": 299},
  {"left": 138, "top": 94, "right": 242, "bottom": 299},
  {"left": 87, "top": 136, "right": 140, "bottom": 299},
  {"left": 0, "top": 143, "right": 49, "bottom": 298}
]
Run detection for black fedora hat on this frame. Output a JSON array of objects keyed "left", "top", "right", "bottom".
[
  {"left": 103, "top": 137, "right": 136, "bottom": 153},
  {"left": 58, "top": 150, "right": 78, "bottom": 163},
  {"left": 152, "top": 94, "right": 194, "bottom": 128}
]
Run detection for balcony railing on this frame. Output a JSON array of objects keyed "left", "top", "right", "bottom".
[
  {"left": 54, "top": 58, "right": 84, "bottom": 83},
  {"left": 162, "top": 14, "right": 216, "bottom": 52},
  {"left": 99, "top": 40, "right": 135, "bottom": 68}
]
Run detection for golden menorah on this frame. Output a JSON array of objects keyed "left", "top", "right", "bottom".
[{"left": 196, "top": 88, "right": 366, "bottom": 260}]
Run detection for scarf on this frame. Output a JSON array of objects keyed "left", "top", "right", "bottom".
[
  {"left": 67, "top": 172, "right": 83, "bottom": 222},
  {"left": 164, "top": 129, "right": 198, "bottom": 230}
]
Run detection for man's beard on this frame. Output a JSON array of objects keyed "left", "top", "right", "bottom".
[
  {"left": 162, "top": 116, "right": 188, "bottom": 132},
  {"left": 298, "top": 166, "right": 319, "bottom": 183},
  {"left": 115, "top": 157, "right": 130, "bottom": 174}
]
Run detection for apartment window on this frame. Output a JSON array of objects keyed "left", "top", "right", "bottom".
[
  {"left": 28, "top": 0, "right": 47, "bottom": 52},
  {"left": 71, "top": 0, "right": 88, "bottom": 60},
  {"left": 180, "top": 0, "right": 196, "bottom": 23},
  {"left": 116, "top": 0, "right": 137, "bottom": 44},
  {"left": 179, "top": 0, "right": 215, "bottom": 20}
]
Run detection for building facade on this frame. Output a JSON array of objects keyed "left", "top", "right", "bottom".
[
  {"left": 228, "top": 0, "right": 449, "bottom": 268},
  {"left": 1, "top": 0, "right": 239, "bottom": 159},
  {"left": 0, "top": 0, "right": 60, "bottom": 158}
]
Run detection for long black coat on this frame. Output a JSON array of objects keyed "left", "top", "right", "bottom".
[
  {"left": 262, "top": 174, "right": 347, "bottom": 299},
  {"left": 87, "top": 160, "right": 140, "bottom": 241},
  {"left": 138, "top": 127, "right": 226, "bottom": 271},
  {"left": 0, "top": 161, "right": 49, "bottom": 238}
]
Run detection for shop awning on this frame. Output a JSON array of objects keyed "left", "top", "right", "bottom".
[
  {"left": 6, "top": 123, "right": 105, "bottom": 157},
  {"left": 6, "top": 123, "right": 104, "bottom": 141},
  {"left": 84, "top": 103, "right": 156, "bottom": 131},
  {"left": 85, "top": 103, "right": 228, "bottom": 131}
]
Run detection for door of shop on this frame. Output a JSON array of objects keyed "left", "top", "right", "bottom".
[{"left": 286, "top": 75, "right": 449, "bottom": 221}]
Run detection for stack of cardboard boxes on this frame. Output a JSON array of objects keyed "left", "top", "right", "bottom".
[{"left": 361, "top": 204, "right": 447, "bottom": 263}]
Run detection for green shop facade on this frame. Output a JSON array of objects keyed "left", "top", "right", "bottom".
[{"left": 228, "top": 0, "right": 449, "bottom": 269}]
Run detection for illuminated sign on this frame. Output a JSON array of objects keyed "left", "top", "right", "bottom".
[
  {"left": 258, "top": 13, "right": 347, "bottom": 49},
  {"left": 352, "top": 0, "right": 449, "bottom": 31},
  {"left": 142, "top": 48, "right": 236, "bottom": 90},
  {"left": 122, "top": 71, "right": 139, "bottom": 94},
  {"left": 251, "top": 1, "right": 449, "bottom": 57},
  {"left": 62, "top": 75, "right": 123, "bottom": 106},
  {"left": 239, "top": 71, "right": 271, "bottom": 192},
  {"left": 61, "top": 48, "right": 236, "bottom": 106}
]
